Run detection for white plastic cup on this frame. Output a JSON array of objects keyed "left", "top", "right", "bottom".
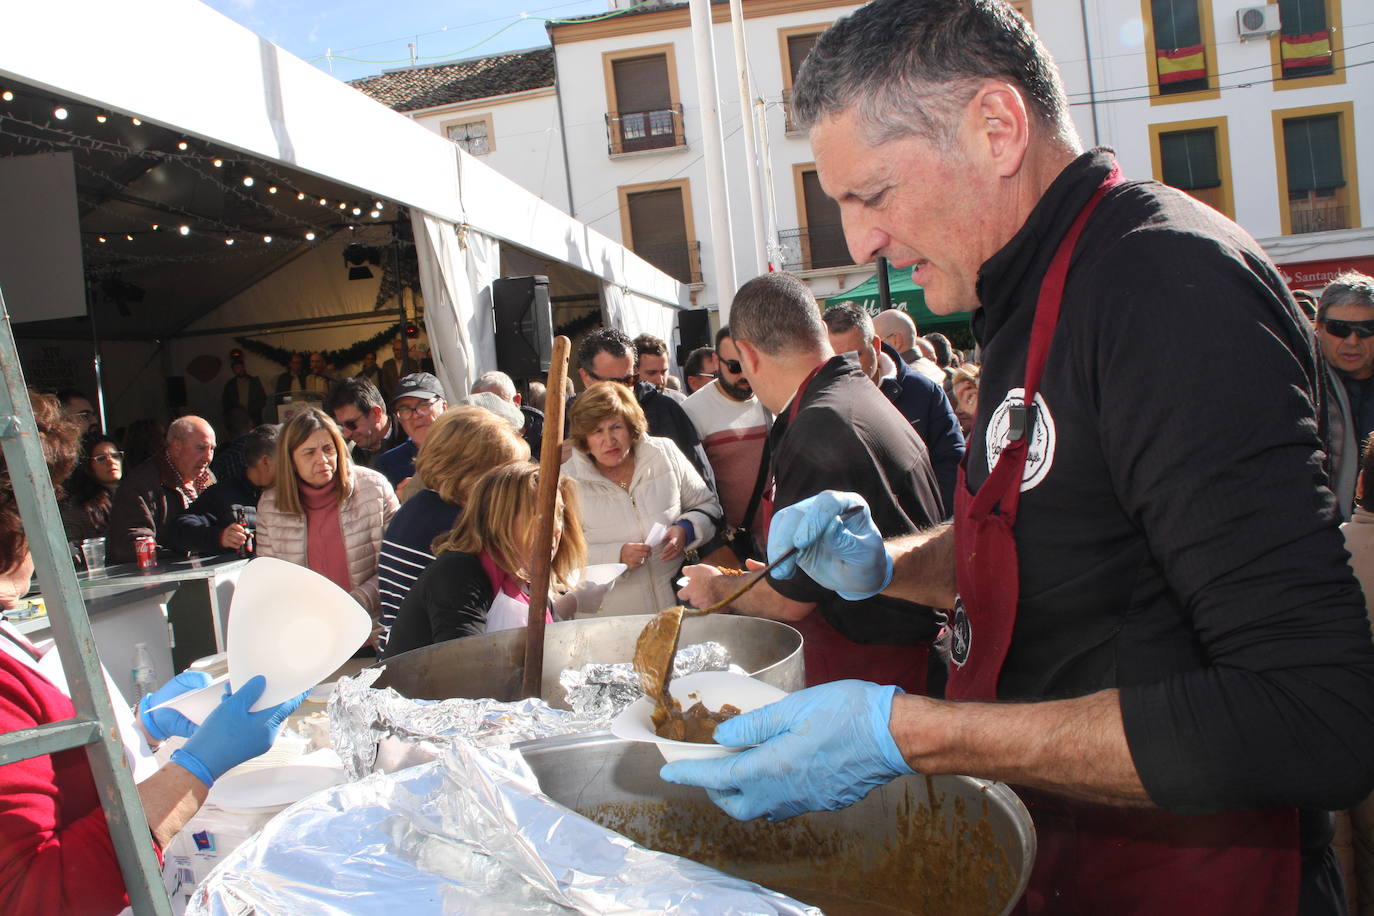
[{"left": 81, "top": 537, "right": 106, "bottom": 573}]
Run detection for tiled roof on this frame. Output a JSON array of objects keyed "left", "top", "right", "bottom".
[
  {"left": 551, "top": 0, "right": 690, "bottom": 24},
  {"left": 349, "top": 47, "right": 554, "bottom": 113}
]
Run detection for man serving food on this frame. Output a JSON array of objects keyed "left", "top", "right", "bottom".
[{"left": 664, "top": 1, "right": 1374, "bottom": 912}]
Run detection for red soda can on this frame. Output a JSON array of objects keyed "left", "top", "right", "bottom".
[{"left": 134, "top": 536, "right": 157, "bottom": 569}]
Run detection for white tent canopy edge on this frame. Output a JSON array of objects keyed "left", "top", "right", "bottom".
[{"left": 1, "top": 0, "right": 686, "bottom": 394}]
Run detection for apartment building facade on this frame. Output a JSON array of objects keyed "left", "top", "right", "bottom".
[{"left": 358, "top": 0, "right": 1372, "bottom": 316}]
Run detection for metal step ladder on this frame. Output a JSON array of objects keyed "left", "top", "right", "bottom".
[{"left": 0, "top": 285, "right": 171, "bottom": 913}]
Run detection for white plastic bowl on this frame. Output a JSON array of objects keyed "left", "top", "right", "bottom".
[
  {"left": 578, "top": 563, "right": 628, "bottom": 587},
  {"left": 611, "top": 670, "right": 788, "bottom": 763},
  {"left": 227, "top": 557, "right": 372, "bottom": 712},
  {"left": 149, "top": 673, "right": 229, "bottom": 725}
]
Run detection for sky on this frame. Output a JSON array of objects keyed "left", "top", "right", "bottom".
[{"left": 201, "top": 0, "right": 614, "bottom": 83}]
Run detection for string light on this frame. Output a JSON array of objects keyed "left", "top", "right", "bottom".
[
  {"left": 337, "top": 201, "right": 347, "bottom": 210},
  {"left": 1, "top": 91, "right": 13, "bottom": 102},
  {"left": 97, "top": 236, "right": 107, "bottom": 243},
  {"left": 374, "top": 202, "right": 384, "bottom": 210},
  {"left": 177, "top": 141, "right": 188, "bottom": 150},
  {"left": 124, "top": 234, "right": 133, "bottom": 241},
  {"left": 297, "top": 192, "right": 306, "bottom": 201},
  {"left": 131, "top": 117, "right": 141, "bottom": 126},
  {"left": 53, "top": 107, "right": 68, "bottom": 120},
  {"left": 179, "top": 225, "right": 190, "bottom": 236},
  {"left": 151, "top": 224, "right": 159, "bottom": 230},
  {"left": 212, "top": 158, "right": 223, "bottom": 167},
  {"left": 242, "top": 175, "right": 254, "bottom": 187},
  {"left": 96, "top": 114, "right": 107, "bottom": 123},
  {"left": 263, "top": 235, "right": 273, "bottom": 243},
  {"left": 369, "top": 210, "right": 380, "bottom": 219},
  {"left": 318, "top": 197, "right": 327, "bottom": 206},
  {"left": 224, "top": 238, "right": 235, "bottom": 246},
  {"left": 268, "top": 186, "right": 278, "bottom": 194},
  {"left": 305, "top": 231, "right": 316, "bottom": 241}
]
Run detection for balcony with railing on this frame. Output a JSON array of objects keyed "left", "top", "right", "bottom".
[
  {"left": 1290, "top": 203, "right": 1348, "bottom": 234},
  {"left": 634, "top": 240, "right": 702, "bottom": 285},
  {"left": 605, "top": 104, "right": 685, "bottom": 156},
  {"left": 779, "top": 225, "right": 853, "bottom": 272}
]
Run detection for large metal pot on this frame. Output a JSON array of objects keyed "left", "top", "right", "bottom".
[
  {"left": 519, "top": 733, "right": 1035, "bottom": 916},
  {"left": 374, "top": 614, "right": 804, "bottom": 706}
]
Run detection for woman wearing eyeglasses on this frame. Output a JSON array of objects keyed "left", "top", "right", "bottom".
[
  {"left": 59, "top": 436, "right": 123, "bottom": 543},
  {"left": 256, "top": 409, "right": 399, "bottom": 645},
  {"left": 564, "top": 382, "right": 720, "bottom": 617}
]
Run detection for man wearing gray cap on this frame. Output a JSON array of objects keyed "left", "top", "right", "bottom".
[{"left": 374, "top": 372, "right": 447, "bottom": 491}]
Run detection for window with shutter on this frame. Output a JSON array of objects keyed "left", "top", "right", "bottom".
[
  {"left": 1276, "top": 106, "right": 1356, "bottom": 234},
  {"left": 622, "top": 184, "right": 698, "bottom": 284},
  {"left": 1278, "top": 0, "right": 1334, "bottom": 78},
  {"left": 779, "top": 27, "right": 826, "bottom": 134},
  {"left": 606, "top": 51, "right": 683, "bottom": 155},
  {"left": 445, "top": 118, "right": 491, "bottom": 156},
  {"left": 1149, "top": 118, "right": 1232, "bottom": 216},
  {"left": 1150, "top": 0, "right": 1209, "bottom": 95},
  {"left": 801, "top": 169, "right": 852, "bottom": 270}
]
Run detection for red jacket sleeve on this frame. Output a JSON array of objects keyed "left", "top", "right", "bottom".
[{"left": 0, "top": 652, "right": 147, "bottom": 915}]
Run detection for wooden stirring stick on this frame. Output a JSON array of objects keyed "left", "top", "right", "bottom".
[{"left": 521, "top": 335, "right": 572, "bottom": 699}]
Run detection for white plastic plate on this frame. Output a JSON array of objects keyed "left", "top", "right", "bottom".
[
  {"left": 149, "top": 674, "right": 229, "bottom": 726},
  {"left": 579, "top": 562, "right": 628, "bottom": 586},
  {"left": 611, "top": 670, "right": 788, "bottom": 764},
  {"left": 227, "top": 557, "right": 372, "bottom": 712},
  {"left": 207, "top": 760, "right": 344, "bottom": 811}
]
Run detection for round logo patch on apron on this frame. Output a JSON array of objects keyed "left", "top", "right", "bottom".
[
  {"left": 984, "top": 388, "right": 1057, "bottom": 492},
  {"left": 949, "top": 598, "right": 972, "bottom": 668}
]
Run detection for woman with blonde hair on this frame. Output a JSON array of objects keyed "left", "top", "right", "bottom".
[
  {"left": 381, "top": 461, "right": 590, "bottom": 658},
  {"left": 376, "top": 406, "right": 531, "bottom": 650},
  {"left": 256, "top": 408, "right": 398, "bottom": 629},
  {"left": 564, "top": 381, "right": 720, "bottom": 617}
]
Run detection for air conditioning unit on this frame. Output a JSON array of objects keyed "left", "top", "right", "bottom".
[{"left": 1237, "top": 5, "right": 1281, "bottom": 40}]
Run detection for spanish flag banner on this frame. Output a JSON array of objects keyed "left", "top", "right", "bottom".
[
  {"left": 1157, "top": 44, "right": 1206, "bottom": 85},
  {"left": 1281, "top": 31, "right": 1332, "bottom": 72}
]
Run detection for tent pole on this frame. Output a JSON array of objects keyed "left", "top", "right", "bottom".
[
  {"left": 86, "top": 284, "right": 108, "bottom": 433},
  {"left": 877, "top": 256, "right": 893, "bottom": 312},
  {"left": 394, "top": 237, "right": 410, "bottom": 376}
]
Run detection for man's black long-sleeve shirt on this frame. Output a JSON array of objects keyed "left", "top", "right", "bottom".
[{"left": 967, "top": 150, "right": 1374, "bottom": 816}]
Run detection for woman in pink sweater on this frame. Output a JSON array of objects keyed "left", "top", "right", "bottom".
[{"left": 256, "top": 409, "right": 398, "bottom": 633}]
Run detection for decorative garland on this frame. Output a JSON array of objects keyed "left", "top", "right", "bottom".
[{"left": 234, "top": 322, "right": 404, "bottom": 369}]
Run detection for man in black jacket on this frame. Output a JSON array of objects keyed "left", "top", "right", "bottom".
[
  {"left": 170, "top": 425, "right": 277, "bottom": 555},
  {"left": 660, "top": 1, "right": 1374, "bottom": 912}
]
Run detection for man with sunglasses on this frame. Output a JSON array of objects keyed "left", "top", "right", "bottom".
[
  {"left": 1316, "top": 272, "right": 1374, "bottom": 519},
  {"left": 572, "top": 328, "right": 709, "bottom": 480},
  {"left": 375, "top": 373, "right": 448, "bottom": 491},
  {"left": 325, "top": 377, "right": 406, "bottom": 471}
]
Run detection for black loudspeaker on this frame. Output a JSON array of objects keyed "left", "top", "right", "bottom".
[
  {"left": 492, "top": 276, "right": 553, "bottom": 378},
  {"left": 676, "top": 308, "right": 711, "bottom": 366}
]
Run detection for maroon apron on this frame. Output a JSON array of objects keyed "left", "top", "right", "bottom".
[
  {"left": 783, "top": 363, "right": 930, "bottom": 697},
  {"left": 947, "top": 166, "right": 1301, "bottom": 914}
]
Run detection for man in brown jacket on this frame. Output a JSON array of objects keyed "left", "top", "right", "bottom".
[{"left": 107, "top": 416, "right": 216, "bottom": 563}]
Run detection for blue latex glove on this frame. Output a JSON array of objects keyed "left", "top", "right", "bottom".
[
  {"left": 138, "top": 670, "right": 214, "bottom": 741},
  {"left": 767, "top": 491, "right": 893, "bottom": 600},
  {"left": 659, "top": 680, "right": 913, "bottom": 821},
  {"left": 170, "top": 675, "right": 307, "bottom": 787}
]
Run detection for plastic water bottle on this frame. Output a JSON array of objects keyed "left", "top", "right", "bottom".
[{"left": 131, "top": 643, "right": 158, "bottom": 706}]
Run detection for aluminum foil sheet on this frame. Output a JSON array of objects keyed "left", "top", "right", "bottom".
[
  {"left": 559, "top": 641, "right": 734, "bottom": 719},
  {"left": 189, "top": 741, "right": 819, "bottom": 915},
  {"left": 330, "top": 666, "right": 604, "bottom": 780}
]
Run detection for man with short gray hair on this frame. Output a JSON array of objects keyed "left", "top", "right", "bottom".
[
  {"left": 824, "top": 303, "right": 962, "bottom": 513},
  {"left": 680, "top": 272, "right": 944, "bottom": 696},
  {"left": 473, "top": 369, "right": 543, "bottom": 456},
  {"left": 1316, "top": 271, "right": 1374, "bottom": 518},
  {"left": 873, "top": 308, "right": 944, "bottom": 385},
  {"left": 662, "top": 0, "right": 1374, "bottom": 909},
  {"left": 108, "top": 415, "right": 217, "bottom": 563}
]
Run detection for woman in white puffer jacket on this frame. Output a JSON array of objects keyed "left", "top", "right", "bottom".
[
  {"left": 256, "top": 408, "right": 398, "bottom": 624},
  {"left": 564, "top": 382, "right": 720, "bottom": 617}
]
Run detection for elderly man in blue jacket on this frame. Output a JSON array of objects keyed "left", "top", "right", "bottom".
[{"left": 824, "top": 303, "right": 963, "bottom": 515}]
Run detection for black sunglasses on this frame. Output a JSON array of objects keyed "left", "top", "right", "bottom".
[
  {"left": 719, "top": 358, "right": 743, "bottom": 374},
  {"left": 588, "top": 369, "right": 636, "bottom": 386},
  {"left": 1322, "top": 318, "right": 1374, "bottom": 339}
]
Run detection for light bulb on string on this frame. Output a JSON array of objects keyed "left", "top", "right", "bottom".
[
  {"left": 305, "top": 231, "right": 316, "bottom": 241},
  {"left": 318, "top": 198, "right": 327, "bottom": 206},
  {"left": 53, "top": 107, "right": 68, "bottom": 120},
  {"left": 242, "top": 176, "right": 254, "bottom": 187},
  {"left": 1, "top": 91, "right": 13, "bottom": 102},
  {"left": 297, "top": 192, "right": 306, "bottom": 201},
  {"left": 351, "top": 207, "right": 362, "bottom": 215},
  {"left": 131, "top": 117, "right": 141, "bottom": 126},
  {"left": 338, "top": 202, "right": 347, "bottom": 210},
  {"left": 268, "top": 186, "right": 278, "bottom": 194},
  {"left": 375, "top": 202, "right": 384, "bottom": 210},
  {"left": 263, "top": 235, "right": 273, "bottom": 243},
  {"left": 225, "top": 238, "right": 235, "bottom": 246},
  {"left": 96, "top": 114, "right": 107, "bottom": 123},
  {"left": 151, "top": 224, "right": 159, "bottom": 231},
  {"left": 369, "top": 210, "right": 380, "bottom": 219},
  {"left": 212, "top": 158, "right": 223, "bottom": 168},
  {"left": 125, "top": 234, "right": 133, "bottom": 241},
  {"left": 97, "top": 236, "right": 107, "bottom": 243},
  {"left": 177, "top": 141, "right": 188, "bottom": 151},
  {"left": 179, "top": 225, "right": 190, "bottom": 236}
]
